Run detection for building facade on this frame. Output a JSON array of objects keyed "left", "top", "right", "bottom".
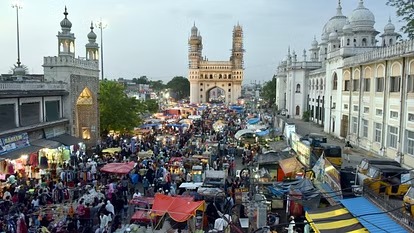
[
  {"left": 0, "top": 7, "right": 100, "bottom": 161},
  {"left": 274, "top": 0, "right": 414, "bottom": 168},
  {"left": 188, "top": 24, "right": 244, "bottom": 104}
]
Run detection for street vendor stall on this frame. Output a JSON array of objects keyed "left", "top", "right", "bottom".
[
  {"left": 102, "top": 147, "right": 121, "bottom": 154},
  {"left": 100, "top": 161, "right": 135, "bottom": 175}
]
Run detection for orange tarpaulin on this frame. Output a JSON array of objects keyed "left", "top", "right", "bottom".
[
  {"left": 100, "top": 161, "right": 135, "bottom": 174},
  {"left": 279, "top": 157, "right": 303, "bottom": 175},
  {"left": 151, "top": 194, "right": 205, "bottom": 222}
]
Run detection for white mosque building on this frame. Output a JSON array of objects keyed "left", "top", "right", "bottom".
[{"left": 275, "top": 0, "right": 414, "bottom": 168}]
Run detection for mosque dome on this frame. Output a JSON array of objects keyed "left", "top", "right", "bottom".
[
  {"left": 384, "top": 18, "right": 395, "bottom": 33},
  {"left": 342, "top": 20, "right": 353, "bottom": 34},
  {"left": 322, "top": 1, "right": 347, "bottom": 34},
  {"left": 88, "top": 23, "right": 97, "bottom": 40},
  {"left": 329, "top": 31, "right": 339, "bottom": 41},
  {"left": 13, "top": 66, "right": 26, "bottom": 76},
  {"left": 349, "top": 0, "right": 375, "bottom": 29},
  {"left": 321, "top": 32, "right": 329, "bottom": 42},
  {"left": 311, "top": 36, "right": 318, "bottom": 47},
  {"left": 60, "top": 7, "right": 72, "bottom": 29}
]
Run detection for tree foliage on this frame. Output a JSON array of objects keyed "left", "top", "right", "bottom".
[
  {"left": 99, "top": 80, "right": 142, "bottom": 133},
  {"left": 387, "top": 0, "right": 414, "bottom": 39},
  {"left": 261, "top": 76, "right": 277, "bottom": 106},
  {"left": 142, "top": 99, "right": 159, "bottom": 113},
  {"left": 166, "top": 76, "right": 190, "bottom": 100}
]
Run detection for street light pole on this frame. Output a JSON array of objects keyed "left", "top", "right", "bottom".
[
  {"left": 96, "top": 19, "right": 107, "bottom": 80},
  {"left": 12, "top": 0, "right": 22, "bottom": 67}
]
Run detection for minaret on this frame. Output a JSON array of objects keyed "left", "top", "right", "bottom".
[
  {"left": 380, "top": 17, "right": 400, "bottom": 47},
  {"left": 231, "top": 23, "right": 244, "bottom": 69},
  {"left": 188, "top": 23, "right": 202, "bottom": 69},
  {"left": 57, "top": 6, "right": 76, "bottom": 57},
  {"left": 309, "top": 36, "right": 319, "bottom": 62},
  {"left": 85, "top": 22, "right": 99, "bottom": 60}
]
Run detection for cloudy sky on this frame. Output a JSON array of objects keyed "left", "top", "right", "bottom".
[{"left": 0, "top": 0, "right": 403, "bottom": 84}]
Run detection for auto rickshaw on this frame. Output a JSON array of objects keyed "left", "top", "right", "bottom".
[
  {"left": 362, "top": 164, "right": 410, "bottom": 196},
  {"left": 403, "top": 186, "right": 414, "bottom": 216},
  {"left": 357, "top": 157, "right": 401, "bottom": 175}
]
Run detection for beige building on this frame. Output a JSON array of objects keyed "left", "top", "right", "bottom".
[{"left": 188, "top": 24, "right": 244, "bottom": 104}]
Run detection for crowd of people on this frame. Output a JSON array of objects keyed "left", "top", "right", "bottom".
[{"left": 0, "top": 105, "right": 270, "bottom": 233}]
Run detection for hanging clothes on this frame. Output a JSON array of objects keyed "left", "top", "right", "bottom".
[{"left": 39, "top": 156, "right": 48, "bottom": 169}]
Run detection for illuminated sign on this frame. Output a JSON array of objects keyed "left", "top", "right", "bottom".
[{"left": 0, "top": 132, "right": 30, "bottom": 155}]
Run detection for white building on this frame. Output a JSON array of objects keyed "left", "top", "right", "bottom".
[{"left": 274, "top": 0, "right": 414, "bottom": 168}]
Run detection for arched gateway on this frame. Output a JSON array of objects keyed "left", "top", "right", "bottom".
[{"left": 187, "top": 24, "right": 244, "bottom": 104}]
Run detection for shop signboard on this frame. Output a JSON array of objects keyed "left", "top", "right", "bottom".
[
  {"left": 296, "top": 141, "right": 311, "bottom": 167},
  {"left": 235, "top": 188, "right": 249, "bottom": 204},
  {"left": 44, "top": 125, "right": 66, "bottom": 139},
  {"left": 324, "top": 159, "right": 342, "bottom": 199},
  {"left": 0, "top": 132, "right": 30, "bottom": 155},
  {"left": 290, "top": 132, "right": 301, "bottom": 153}
]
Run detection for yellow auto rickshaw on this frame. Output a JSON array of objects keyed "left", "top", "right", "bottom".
[
  {"left": 363, "top": 164, "right": 410, "bottom": 196},
  {"left": 403, "top": 186, "right": 414, "bottom": 216},
  {"left": 357, "top": 157, "right": 401, "bottom": 175}
]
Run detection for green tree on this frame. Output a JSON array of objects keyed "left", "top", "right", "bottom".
[
  {"left": 386, "top": 0, "right": 414, "bottom": 39},
  {"left": 99, "top": 80, "right": 142, "bottom": 133},
  {"left": 261, "top": 76, "right": 277, "bottom": 106},
  {"left": 149, "top": 80, "right": 166, "bottom": 91},
  {"left": 142, "top": 99, "right": 159, "bottom": 113},
  {"left": 166, "top": 76, "right": 190, "bottom": 100}
]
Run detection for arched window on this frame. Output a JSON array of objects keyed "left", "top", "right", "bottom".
[
  {"left": 353, "top": 38, "right": 357, "bottom": 47},
  {"left": 333, "top": 73, "right": 338, "bottom": 90},
  {"left": 324, "top": 48, "right": 328, "bottom": 54},
  {"left": 296, "top": 106, "right": 300, "bottom": 115},
  {"left": 346, "top": 38, "right": 350, "bottom": 46},
  {"left": 316, "top": 80, "right": 319, "bottom": 90},
  {"left": 296, "top": 84, "right": 301, "bottom": 93},
  {"left": 362, "top": 38, "right": 367, "bottom": 46},
  {"left": 219, "top": 74, "right": 222, "bottom": 79},
  {"left": 210, "top": 74, "right": 213, "bottom": 79},
  {"left": 389, "top": 38, "right": 393, "bottom": 46},
  {"left": 320, "top": 80, "right": 324, "bottom": 90},
  {"left": 200, "top": 74, "right": 204, "bottom": 79}
]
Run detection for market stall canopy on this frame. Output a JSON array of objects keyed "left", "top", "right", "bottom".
[
  {"left": 137, "top": 150, "right": 153, "bottom": 158},
  {"left": 247, "top": 124, "right": 267, "bottom": 131},
  {"left": 340, "top": 197, "right": 408, "bottom": 233},
  {"left": 139, "top": 123, "right": 159, "bottom": 128},
  {"left": 279, "top": 157, "right": 304, "bottom": 175},
  {"left": 247, "top": 118, "right": 260, "bottom": 125},
  {"left": 255, "top": 129, "right": 270, "bottom": 137},
  {"left": 179, "top": 182, "right": 203, "bottom": 189},
  {"left": 151, "top": 194, "right": 205, "bottom": 222},
  {"left": 100, "top": 161, "right": 135, "bottom": 174},
  {"left": 188, "top": 115, "right": 202, "bottom": 120},
  {"left": 179, "top": 119, "right": 192, "bottom": 125},
  {"left": 102, "top": 147, "right": 121, "bottom": 154},
  {"left": 306, "top": 205, "right": 367, "bottom": 233},
  {"left": 49, "top": 134, "right": 84, "bottom": 146},
  {"left": 235, "top": 129, "right": 255, "bottom": 139}
]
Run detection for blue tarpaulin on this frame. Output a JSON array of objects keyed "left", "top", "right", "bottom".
[
  {"left": 247, "top": 118, "right": 260, "bottom": 125},
  {"left": 340, "top": 197, "right": 408, "bottom": 233},
  {"left": 256, "top": 129, "right": 270, "bottom": 137},
  {"left": 140, "top": 123, "right": 159, "bottom": 128}
]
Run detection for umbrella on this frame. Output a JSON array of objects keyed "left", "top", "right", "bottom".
[{"left": 100, "top": 161, "right": 136, "bottom": 174}]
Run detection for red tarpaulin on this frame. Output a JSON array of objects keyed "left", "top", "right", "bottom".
[
  {"left": 151, "top": 194, "right": 205, "bottom": 222},
  {"left": 100, "top": 161, "right": 135, "bottom": 174}
]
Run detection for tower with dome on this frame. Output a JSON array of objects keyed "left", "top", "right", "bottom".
[
  {"left": 274, "top": 0, "right": 414, "bottom": 168},
  {"left": 187, "top": 24, "right": 244, "bottom": 104},
  {"left": 43, "top": 7, "right": 100, "bottom": 144}
]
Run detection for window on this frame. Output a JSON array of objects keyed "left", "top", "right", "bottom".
[
  {"left": 353, "top": 105, "right": 358, "bottom": 111},
  {"left": 406, "top": 130, "right": 414, "bottom": 155},
  {"left": 390, "top": 76, "right": 400, "bottom": 92},
  {"left": 390, "top": 111, "right": 398, "bottom": 119},
  {"left": 333, "top": 75, "right": 338, "bottom": 90},
  {"left": 376, "top": 109, "right": 383, "bottom": 116},
  {"left": 353, "top": 79, "right": 359, "bottom": 91},
  {"left": 376, "top": 77, "right": 384, "bottom": 92},
  {"left": 364, "top": 107, "right": 369, "bottom": 114},
  {"left": 362, "top": 119, "right": 368, "bottom": 138},
  {"left": 374, "top": 122, "right": 382, "bottom": 143},
  {"left": 344, "top": 104, "right": 348, "bottom": 110},
  {"left": 388, "top": 126, "right": 398, "bottom": 149},
  {"left": 364, "top": 78, "right": 370, "bottom": 92},
  {"left": 409, "top": 113, "right": 414, "bottom": 122},
  {"left": 344, "top": 80, "right": 350, "bottom": 91},
  {"left": 352, "top": 117, "right": 358, "bottom": 133},
  {"left": 45, "top": 100, "right": 60, "bottom": 122},
  {"left": 408, "top": 75, "right": 414, "bottom": 93},
  {"left": 296, "top": 84, "right": 301, "bottom": 93}
]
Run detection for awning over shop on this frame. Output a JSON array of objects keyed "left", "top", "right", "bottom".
[
  {"left": 151, "top": 194, "right": 205, "bottom": 222},
  {"left": 305, "top": 205, "right": 368, "bottom": 233},
  {"left": 50, "top": 134, "right": 83, "bottom": 146},
  {"left": 314, "top": 182, "right": 342, "bottom": 206},
  {"left": 102, "top": 147, "right": 122, "bottom": 154},
  {"left": 235, "top": 129, "right": 255, "bottom": 139},
  {"left": 247, "top": 118, "right": 260, "bottom": 125},
  {"left": 31, "top": 139, "right": 62, "bottom": 149},
  {"left": 341, "top": 197, "right": 408, "bottom": 233},
  {"left": 0, "top": 145, "right": 42, "bottom": 161},
  {"left": 100, "top": 161, "right": 135, "bottom": 174},
  {"left": 279, "top": 157, "right": 303, "bottom": 175}
]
